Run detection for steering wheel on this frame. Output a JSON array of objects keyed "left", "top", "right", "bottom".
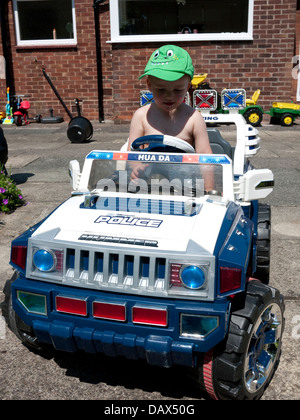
[{"left": 131, "top": 135, "right": 195, "bottom": 153}]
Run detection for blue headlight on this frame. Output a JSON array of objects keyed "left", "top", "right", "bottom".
[
  {"left": 180, "top": 265, "right": 206, "bottom": 289},
  {"left": 33, "top": 249, "right": 56, "bottom": 272}
]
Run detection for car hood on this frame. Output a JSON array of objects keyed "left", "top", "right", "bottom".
[{"left": 32, "top": 195, "right": 230, "bottom": 254}]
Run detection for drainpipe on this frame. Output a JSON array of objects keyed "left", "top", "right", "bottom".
[
  {"left": 0, "top": 1, "right": 14, "bottom": 91},
  {"left": 93, "top": 0, "right": 106, "bottom": 123}
]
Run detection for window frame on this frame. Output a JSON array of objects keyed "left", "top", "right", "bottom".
[
  {"left": 297, "top": 61, "right": 300, "bottom": 102},
  {"left": 13, "top": 0, "right": 77, "bottom": 47},
  {"left": 109, "top": 0, "right": 254, "bottom": 43}
]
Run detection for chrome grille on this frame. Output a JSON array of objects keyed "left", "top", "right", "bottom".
[{"left": 64, "top": 247, "right": 168, "bottom": 294}]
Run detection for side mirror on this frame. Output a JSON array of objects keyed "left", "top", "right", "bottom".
[
  {"left": 234, "top": 169, "right": 274, "bottom": 202},
  {"left": 69, "top": 160, "right": 81, "bottom": 191}
]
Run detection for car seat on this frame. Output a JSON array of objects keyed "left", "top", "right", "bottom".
[
  {"left": 207, "top": 128, "right": 234, "bottom": 159},
  {"left": 246, "top": 89, "right": 260, "bottom": 106}
]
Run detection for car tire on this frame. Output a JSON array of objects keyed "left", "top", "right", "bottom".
[
  {"left": 243, "top": 108, "right": 263, "bottom": 127},
  {"left": 13, "top": 115, "right": 22, "bottom": 126},
  {"left": 193, "top": 280, "right": 285, "bottom": 400},
  {"left": 254, "top": 204, "right": 271, "bottom": 284},
  {"left": 280, "top": 113, "right": 293, "bottom": 127},
  {"left": 1, "top": 272, "right": 49, "bottom": 353}
]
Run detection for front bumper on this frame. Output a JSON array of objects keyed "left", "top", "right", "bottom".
[{"left": 12, "top": 276, "right": 230, "bottom": 368}]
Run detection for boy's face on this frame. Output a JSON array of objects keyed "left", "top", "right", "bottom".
[{"left": 146, "top": 75, "right": 190, "bottom": 113}]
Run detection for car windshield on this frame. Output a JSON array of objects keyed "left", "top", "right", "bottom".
[{"left": 87, "top": 155, "right": 224, "bottom": 198}]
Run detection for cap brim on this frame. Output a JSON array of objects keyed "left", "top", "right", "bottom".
[{"left": 139, "top": 69, "right": 188, "bottom": 81}]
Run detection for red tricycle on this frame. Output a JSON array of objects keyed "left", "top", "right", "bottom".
[{"left": 13, "top": 94, "right": 42, "bottom": 126}]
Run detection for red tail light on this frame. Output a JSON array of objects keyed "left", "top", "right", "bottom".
[
  {"left": 132, "top": 306, "right": 167, "bottom": 327},
  {"left": 93, "top": 301, "right": 126, "bottom": 322},
  {"left": 220, "top": 267, "right": 242, "bottom": 294},
  {"left": 11, "top": 245, "right": 27, "bottom": 270},
  {"left": 56, "top": 296, "right": 87, "bottom": 316}
]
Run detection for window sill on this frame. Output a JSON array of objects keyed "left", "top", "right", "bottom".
[
  {"left": 16, "top": 43, "right": 77, "bottom": 50},
  {"left": 108, "top": 33, "right": 253, "bottom": 44}
]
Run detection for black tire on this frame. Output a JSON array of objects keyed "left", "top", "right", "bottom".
[
  {"left": 13, "top": 115, "right": 22, "bottom": 126},
  {"left": 280, "top": 113, "right": 293, "bottom": 127},
  {"left": 1, "top": 272, "right": 48, "bottom": 352},
  {"left": 254, "top": 204, "right": 271, "bottom": 284},
  {"left": 243, "top": 108, "right": 263, "bottom": 127},
  {"left": 194, "top": 280, "right": 285, "bottom": 400}
]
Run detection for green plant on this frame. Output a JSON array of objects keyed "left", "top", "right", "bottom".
[{"left": 0, "top": 166, "right": 25, "bottom": 213}]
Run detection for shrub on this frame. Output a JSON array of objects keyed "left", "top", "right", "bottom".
[{"left": 0, "top": 166, "right": 25, "bottom": 214}]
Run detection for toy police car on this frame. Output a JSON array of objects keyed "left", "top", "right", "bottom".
[{"left": 2, "top": 103, "right": 284, "bottom": 400}]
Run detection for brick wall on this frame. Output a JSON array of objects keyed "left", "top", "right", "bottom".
[
  {"left": 110, "top": 0, "right": 298, "bottom": 122},
  {"left": 0, "top": 0, "right": 101, "bottom": 122},
  {"left": 0, "top": 0, "right": 298, "bottom": 123}
]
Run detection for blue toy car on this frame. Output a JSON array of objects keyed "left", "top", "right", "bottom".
[{"left": 1, "top": 109, "right": 284, "bottom": 400}]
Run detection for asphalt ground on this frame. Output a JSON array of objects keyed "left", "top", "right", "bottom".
[{"left": 0, "top": 120, "right": 299, "bottom": 401}]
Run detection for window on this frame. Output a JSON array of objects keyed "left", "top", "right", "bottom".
[
  {"left": 110, "top": 0, "right": 253, "bottom": 43},
  {"left": 13, "top": 0, "right": 77, "bottom": 47}
]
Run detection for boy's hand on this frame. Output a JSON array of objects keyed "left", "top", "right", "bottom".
[{"left": 129, "top": 162, "right": 149, "bottom": 181}]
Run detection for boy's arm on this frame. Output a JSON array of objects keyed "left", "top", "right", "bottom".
[
  {"left": 127, "top": 108, "right": 148, "bottom": 180},
  {"left": 127, "top": 108, "right": 145, "bottom": 150},
  {"left": 192, "top": 112, "right": 215, "bottom": 191},
  {"left": 193, "top": 111, "right": 212, "bottom": 154}
]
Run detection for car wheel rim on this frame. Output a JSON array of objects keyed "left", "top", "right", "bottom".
[
  {"left": 284, "top": 117, "right": 292, "bottom": 125},
  {"left": 249, "top": 113, "right": 259, "bottom": 123},
  {"left": 243, "top": 302, "right": 283, "bottom": 394}
]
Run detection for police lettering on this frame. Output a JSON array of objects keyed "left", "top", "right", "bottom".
[
  {"left": 138, "top": 154, "right": 170, "bottom": 162},
  {"left": 203, "top": 116, "right": 219, "bottom": 121},
  {"left": 94, "top": 215, "right": 162, "bottom": 228}
]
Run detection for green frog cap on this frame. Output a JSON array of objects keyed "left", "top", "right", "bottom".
[{"left": 139, "top": 45, "right": 194, "bottom": 81}]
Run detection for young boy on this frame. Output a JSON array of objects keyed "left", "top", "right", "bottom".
[{"left": 128, "top": 45, "right": 212, "bottom": 156}]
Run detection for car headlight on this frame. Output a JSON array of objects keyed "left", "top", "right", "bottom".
[
  {"left": 33, "top": 249, "right": 57, "bottom": 272},
  {"left": 179, "top": 265, "right": 206, "bottom": 289}
]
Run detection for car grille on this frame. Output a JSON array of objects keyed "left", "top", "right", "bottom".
[
  {"left": 64, "top": 247, "right": 168, "bottom": 294},
  {"left": 28, "top": 239, "right": 214, "bottom": 301}
]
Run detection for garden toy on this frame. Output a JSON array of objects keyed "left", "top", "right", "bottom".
[
  {"left": 2, "top": 94, "right": 285, "bottom": 400},
  {"left": 190, "top": 75, "right": 299, "bottom": 127},
  {"left": 265, "top": 102, "right": 300, "bottom": 126},
  {"left": 12, "top": 94, "right": 38, "bottom": 126},
  {"left": 42, "top": 68, "right": 92, "bottom": 142},
  {"left": 12, "top": 94, "right": 63, "bottom": 126},
  {"left": 3, "top": 87, "right": 13, "bottom": 125}
]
